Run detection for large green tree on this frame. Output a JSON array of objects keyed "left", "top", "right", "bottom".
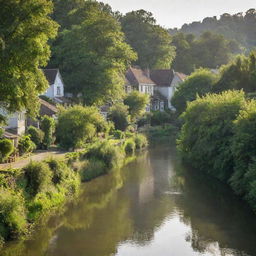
[
  {"left": 0, "top": 0, "right": 58, "bottom": 117},
  {"left": 121, "top": 10, "right": 175, "bottom": 69},
  {"left": 51, "top": 1, "right": 136, "bottom": 105}
]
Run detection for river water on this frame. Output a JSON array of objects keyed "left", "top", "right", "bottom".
[{"left": 3, "top": 145, "right": 256, "bottom": 256}]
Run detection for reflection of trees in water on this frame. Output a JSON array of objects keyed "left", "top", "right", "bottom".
[{"left": 173, "top": 165, "right": 256, "bottom": 256}]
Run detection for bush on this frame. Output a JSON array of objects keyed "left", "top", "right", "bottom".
[
  {"left": 18, "top": 135, "right": 36, "bottom": 155},
  {"left": 171, "top": 69, "right": 217, "bottom": 114},
  {"left": 112, "top": 130, "right": 125, "bottom": 140},
  {"left": 56, "top": 105, "right": 107, "bottom": 150},
  {"left": 178, "top": 90, "right": 246, "bottom": 182},
  {"left": 86, "top": 141, "right": 124, "bottom": 169},
  {"left": 81, "top": 159, "right": 107, "bottom": 182},
  {"left": 0, "top": 189, "right": 27, "bottom": 240},
  {"left": 109, "top": 103, "right": 130, "bottom": 131},
  {"left": 151, "top": 111, "right": 171, "bottom": 126},
  {"left": 41, "top": 116, "right": 55, "bottom": 149},
  {"left": 23, "top": 162, "right": 53, "bottom": 197},
  {"left": 0, "top": 139, "right": 14, "bottom": 162},
  {"left": 134, "top": 134, "right": 148, "bottom": 149},
  {"left": 124, "top": 139, "right": 136, "bottom": 155},
  {"left": 27, "top": 126, "right": 44, "bottom": 148}
]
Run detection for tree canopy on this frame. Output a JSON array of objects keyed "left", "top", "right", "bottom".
[
  {"left": 0, "top": 0, "right": 58, "bottom": 116},
  {"left": 121, "top": 10, "right": 175, "bottom": 69},
  {"left": 171, "top": 32, "right": 241, "bottom": 74},
  {"left": 50, "top": 1, "right": 136, "bottom": 105}
]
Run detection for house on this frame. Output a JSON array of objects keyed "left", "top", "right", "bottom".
[
  {"left": 42, "top": 69, "right": 65, "bottom": 100},
  {"left": 0, "top": 108, "right": 26, "bottom": 136},
  {"left": 150, "top": 70, "right": 187, "bottom": 109}
]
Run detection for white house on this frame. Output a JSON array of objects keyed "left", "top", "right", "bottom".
[
  {"left": 150, "top": 70, "right": 187, "bottom": 109},
  {"left": 0, "top": 108, "right": 26, "bottom": 136},
  {"left": 42, "top": 69, "right": 64, "bottom": 99}
]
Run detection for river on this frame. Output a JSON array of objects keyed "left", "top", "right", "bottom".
[{"left": 2, "top": 144, "right": 256, "bottom": 256}]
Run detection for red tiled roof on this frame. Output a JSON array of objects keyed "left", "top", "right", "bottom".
[
  {"left": 42, "top": 69, "right": 58, "bottom": 85},
  {"left": 126, "top": 67, "right": 155, "bottom": 85},
  {"left": 150, "top": 69, "right": 174, "bottom": 87}
]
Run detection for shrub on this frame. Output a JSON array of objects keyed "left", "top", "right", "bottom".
[
  {"left": 18, "top": 135, "right": 36, "bottom": 155},
  {"left": 151, "top": 111, "right": 171, "bottom": 126},
  {"left": 27, "top": 126, "right": 44, "bottom": 148},
  {"left": 41, "top": 116, "right": 55, "bottom": 149},
  {"left": 112, "top": 130, "right": 125, "bottom": 140},
  {"left": 56, "top": 105, "right": 107, "bottom": 150},
  {"left": 134, "top": 134, "right": 148, "bottom": 149},
  {"left": 0, "top": 189, "right": 27, "bottom": 240},
  {"left": 124, "top": 139, "right": 136, "bottom": 155},
  {"left": 178, "top": 90, "right": 246, "bottom": 182},
  {"left": 81, "top": 159, "right": 107, "bottom": 182},
  {"left": 109, "top": 103, "right": 130, "bottom": 131},
  {"left": 171, "top": 69, "right": 217, "bottom": 114},
  {"left": 23, "top": 162, "right": 53, "bottom": 197},
  {"left": 86, "top": 141, "right": 124, "bottom": 169},
  {"left": 0, "top": 139, "right": 14, "bottom": 162}
]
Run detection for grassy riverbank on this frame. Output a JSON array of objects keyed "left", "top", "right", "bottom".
[{"left": 0, "top": 134, "right": 148, "bottom": 248}]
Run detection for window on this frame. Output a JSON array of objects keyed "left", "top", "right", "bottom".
[{"left": 57, "top": 87, "right": 61, "bottom": 96}]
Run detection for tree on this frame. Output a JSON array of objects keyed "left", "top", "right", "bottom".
[
  {"left": 0, "top": 0, "right": 58, "bottom": 116},
  {"left": 41, "top": 116, "right": 55, "bottom": 149},
  {"left": 109, "top": 103, "right": 130, "bottom": 131},
  {"left": 0, "top": 139, "right": 14, "bottom": 162},
  {"left": 178, "top": 90, "right": 246, "bottom": 182},
  {"left": 56, "top": 105, "right": 108, "bottom": 150},
  {"left": 50, "top": 1, "right": 136, "bottom": 106},
  {"left": 214, "top": 51, "right": 256, "bottom": 93},
  {"left": 171, "top": 69, "right": 217, "bottom": 114},
  {"left": 124, "top": 91, "right": 149, "bottom": 121},
  {"left": 121, "top": 10, "right": 175, "bottom": 69}
]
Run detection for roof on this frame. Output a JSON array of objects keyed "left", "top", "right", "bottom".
[
  {"left": 39, "top": 99, "right": 58, "bottom": 117},
  {"left": 42, "top": 69, "right": 59, "bottom": 85},
  {"left": 150, "top": 69, "right": 175, "bottom": 87},
  {"left": 126, "top": 67, "right": 156, "bottom": 86},
  {"left": 175, "top": 72, "right": 187, "bottom": 81},
  {"left": 3, "top": 131, "right": 19, "bottom": 139}
]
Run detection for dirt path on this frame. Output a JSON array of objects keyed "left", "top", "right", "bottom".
[{"left": 0, "top": 150, "right": 67, "bottom": 170}]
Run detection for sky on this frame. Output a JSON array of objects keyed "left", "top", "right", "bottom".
[{"left": 100, "top": 0, "right": 256, "bottom": 28}]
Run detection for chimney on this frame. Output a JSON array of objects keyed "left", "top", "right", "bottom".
[{"left": 144, "top": 68, "right": 150, "bottom": 78}]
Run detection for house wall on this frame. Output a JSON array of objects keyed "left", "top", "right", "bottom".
[
  {"left": 156, "top": 87, "right": 173, "bottom": 108},
  {"left": 43, "top": 72, "right": 64, "bottom": 99}
]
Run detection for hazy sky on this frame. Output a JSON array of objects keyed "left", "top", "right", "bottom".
[{"left": 100, "top": 0, "right": 255, "bottom": 28}]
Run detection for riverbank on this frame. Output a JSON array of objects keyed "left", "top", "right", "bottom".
[{"left": 0, "top": 133, "right": 148, "bottom": 248}]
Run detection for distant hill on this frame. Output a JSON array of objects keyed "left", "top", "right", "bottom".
[{"left": 169, "top": 9, "right": 256, "bottom": 50}]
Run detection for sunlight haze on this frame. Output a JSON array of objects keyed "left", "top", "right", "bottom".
[{"left": 101, "top": 0, "right": 256, "bottom": 28}]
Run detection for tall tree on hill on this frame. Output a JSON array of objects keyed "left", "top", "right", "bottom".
[
  {"left": 0, "top": 0, "right": 58, "bottom": 119},
  {"left": 120, "top": 10, "right": 175, "bottom": 69},
  {"left": 50, "top": 1, "right": 137, "bottom": 106}
]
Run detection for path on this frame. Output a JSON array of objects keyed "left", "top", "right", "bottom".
[{"left": 0, "top": 150, "right": 67, "bottom": 170}]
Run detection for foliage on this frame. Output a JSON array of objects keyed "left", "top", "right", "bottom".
[
  {"left": 229, "top": 101, "right": 256, "bottom": 205},
  {"left": 178, "top": 90, "right": 246, "bottom": 182},
  {"left": 172, "top": 69, "right": 217, "bottom": 114},
  {"left": 112, "top": 130, "right": 125, "bottom": 140},
  {"left": 27, "top": 126, "right": 44, "bottom": 149},
  {"left": 134, "top": 134, "right": 148, "bottom": 149},
  {"left": 169, "top": 9, "right": 256, "bottom": 51},
  {"left": 81, "top": 159, "right": 107, "bottom": 182},
  {"left": 109, "top": 103, "right": 130, "bottom": 131},
  {"left": 150, "top": 111, "right": 172, "bottom": 126},
  {"left": 41, "top": 116, "right": 55, "bottom": 149},
  {"left": 121, "top": 10, "right": 175, "bottom": 69},
  {"left": 50, "top": 1, "right": 136, "bottom": 105},
  {"left": 171, "top": 32, "right": 241, "bottom": 74},
  {"left": 0, "top": 139, "right": 14, "bottom": 162},
  {"left": 0, "top": 0, "right": 58, "bottom": 116},
  {"left": 213, "top": 52, "right": 256, "bottom": 93},
  {"left": 0, "top": 189, "right": 27, "bottom": 240},
  {"left": 124, "top": 91, "right": 149, "bottom": 121},
  {"left": 56, "top": 105, "right": 108, "bottom": 150},
  {"left": 23, "top": 162, "right": 53, "bottom": 197},
  {"left": 18, "top": 136, "right": 36, "bottom": 155},
  {"left": 124, "top": 139, "right": 136, "bottom": 155}
]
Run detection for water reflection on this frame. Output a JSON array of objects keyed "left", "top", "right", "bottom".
[{"left": 2, "top": 146, "right": 256, "bottom": 256}]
